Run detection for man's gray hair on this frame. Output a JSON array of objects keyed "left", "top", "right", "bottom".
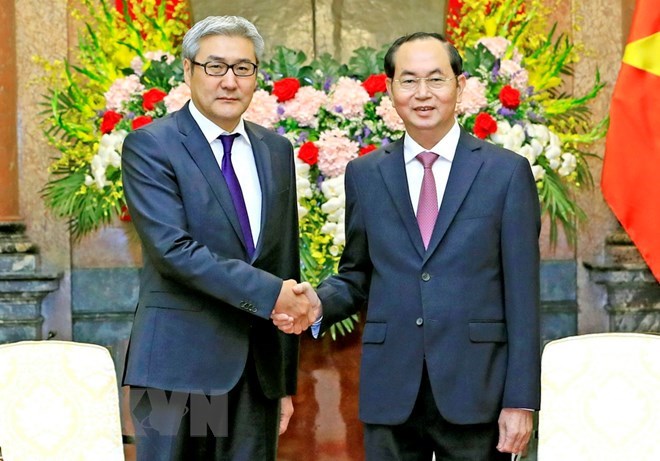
[{"left": 182, "top": 16, "right": 265, "bottom": 62}]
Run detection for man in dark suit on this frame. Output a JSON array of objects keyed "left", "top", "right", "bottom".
[
  {"left": 122, "top": 16, "right": 316, "bottom": 461},
  {"left": 275, "top": 32, "right": 541, "bottom": 460}
]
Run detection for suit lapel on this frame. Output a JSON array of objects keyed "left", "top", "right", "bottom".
[
  {"left": 245, "top": 122, "right": 274, "bottom": 261},
  {"left": 176, "top": 106, "right": 247, "bottom": 253},
  {"left": 378, "top": 139, "right": 426, "bottom": 259},
  {"left": 424, "top": 130, "right": 484, "bottom": 262}
]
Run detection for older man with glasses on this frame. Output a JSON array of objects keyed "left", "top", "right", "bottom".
[
  {"left": 278, "top": 32, "right": 541, "bottom": 461},
  {"left": 121, "top": 15, "right": 318, "bottom": 461}
]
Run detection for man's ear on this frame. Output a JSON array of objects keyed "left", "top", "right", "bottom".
[
  {"left": 385, "top": 78, "right": 394, "bottom": 104},
  {"left": 183, "top": 58, "right": 192, "bottom": 86},
  {"left": 455, "top": 73, "right": 467, "bottom": 103}
]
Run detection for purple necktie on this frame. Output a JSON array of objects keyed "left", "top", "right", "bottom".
[
  {"left": 416, "top": 151, "right": 440, "bottom": 249},
  {"left": 219, "top": 133, "right": 255, "bottom": 258}
]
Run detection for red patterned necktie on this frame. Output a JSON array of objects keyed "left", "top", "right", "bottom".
[{"left": 416, "top": 151, "right": 440, "bottom": 249}]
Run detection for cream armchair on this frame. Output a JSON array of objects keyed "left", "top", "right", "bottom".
[
  {"left": 537, "top": 333, "right": 660, "bottom": 460},
  {"left": 0, "top": 340, "right": 124, "bottom": 461}
]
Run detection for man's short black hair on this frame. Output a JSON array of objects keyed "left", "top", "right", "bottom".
[{"left": 383, "top": 32, "right": 463, "bottom": 78}]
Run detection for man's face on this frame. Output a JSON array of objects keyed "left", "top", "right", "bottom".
[
  {"left": 183, "top": 35, "right": 257, "bottom": 132},
  {"left": 386, "top": 38, "right": 465, "bottom": 147}
]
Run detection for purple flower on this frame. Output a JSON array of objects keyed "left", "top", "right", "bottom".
[
  {"left": 297, "top": 132, "right": 309, "bottom": 143},
  {"left": 526, "top": 111, "right": 546, "bottom": 123},
  {"left": 363, "top": 127, "right": 372, "bottom": 137},
  {"left": 498, "top": 107, "right": 516, "bottom": 117},
  {"left": 277, "top": 126, "right": 286, "bottom": 135},
  {"left": 491, "top": 60, "right": 501, "bottom": 81},
  {"left": 277, "top": 105, "right": 285, "bottom": 116},
  {"left": 316, "top": 173, "right": 325, "bottom": 189},
  {"left": 323, "top": 77, "right": 333, "bottom": 92},
  {"left": 334, "top": 105, "right": 343, "bottom": 113}
]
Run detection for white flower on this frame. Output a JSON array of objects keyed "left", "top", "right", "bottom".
[
  {"left": 492, "top": 123, "right": 525, "bottom": 151},
  {"left": 531, "top": 165, "right": 546, "bottom": 181},
  {"left": 558, "top": 153, "right": 577, "bottom": 176},
  {"left": 87, "top": 130, "right": 127, "bottom": 190},
  {"left": 517, "top": 144, "right": 538, "bottom": 166},
  {"left": 545, "top": 144, "right": 562, "bottom": 160},
  {"left": 490, "top": 120, "right": 512, "bottom": 145},
  {"left": 526, "top": 124, "right": 550, "bottom": 146}
]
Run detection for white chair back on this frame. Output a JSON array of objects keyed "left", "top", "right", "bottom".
[
  {"left": 538, "top": 333, "right": 660, "bottom": 460},
  {"left": 0, "top": 340, "right": 124, "bottom": 461}
]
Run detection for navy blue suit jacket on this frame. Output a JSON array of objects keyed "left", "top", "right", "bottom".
[
  {"left": 121, "top": 103, "right": 299, "bottom": 399},
  {"left": 318, "top": 130, "right": 541, "bottom": 425}
]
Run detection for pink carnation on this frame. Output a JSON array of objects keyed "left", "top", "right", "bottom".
[
  {"left": 131, "top": 51, "right": 176, "bottom": 75},
  {"left": 316, "top": 128, "right": 359, "bottom": 177},
  {"left": 104, "top": 75, "right": 144, "bottom": 111},
  {"left": 376, "top": 96, "right": 405, "bottom": 132},
  {"left": 476, "top": 37, "right": 510, "bottom": 59},
  {"left": 325, "top": 77, "right": 371, "bottom": 119},
  {"left": 499, "top": 59, "right": 529, "bottom": 91},
  {"left": 455, "top": 77, "right": 488, "bottom": 115},
  {"left": 282, "top": 86, "right": 328, "bottom": 128},
  {"left": 164, "top": 83, "right": 191, "bottom": 113},
  {"left": 243, "top": 89, "right": 281, "bottom": 130}
]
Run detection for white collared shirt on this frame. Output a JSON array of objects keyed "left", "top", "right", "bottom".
[
  {"left": 188, "top": 101, "right": 262, "bottom": 246},
  {"left": 403, "top": 120, "right": 461, "bottom": 215}
]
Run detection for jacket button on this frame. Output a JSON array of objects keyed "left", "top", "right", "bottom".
[
  {"left": 421, "top": 272, "right": 431, "bottom": 281},
  {"left": 416, "top": 317, "right": 424, "bottom": 326}
]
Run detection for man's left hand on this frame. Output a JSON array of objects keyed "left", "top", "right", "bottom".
[
  {"left": 496, "top": 408, "right": 533, "bottom": 454},
  {"left": 279, "top": 396, "right": 294, "bottom": 435}
]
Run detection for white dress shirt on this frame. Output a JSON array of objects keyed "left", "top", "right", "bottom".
[
  {"left": 188, "top": 101, "right": 262, "bottom": 246},
  {"left": 403, "top": 120, "right": 461, "bottom": 216}
]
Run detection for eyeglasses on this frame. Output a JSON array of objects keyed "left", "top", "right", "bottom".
[
  {"left": 392, "top": 76, "right": 456, "bottom": 91},
  {"left": 190, "top": 60, "right": 258, "bottom": 77}
]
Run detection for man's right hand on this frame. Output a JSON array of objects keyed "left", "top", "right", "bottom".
[
  {"left": 271, "top": 281, "right": 322, "bottom": 334},
  {"left": 272, "top": 279, "right": 315, "bottom": 334}
]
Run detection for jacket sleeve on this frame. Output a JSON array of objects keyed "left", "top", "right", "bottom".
[
  {"left": 500, "top": 155, "right": 542, "bottom": 410},
  {"left": 317, "top": 161, "right": 371, "bottom": 328},
  {"left": 121, "top": 127, "right": 284, "bottom": 320}
]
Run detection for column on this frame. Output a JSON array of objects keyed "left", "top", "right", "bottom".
[{"left": 0, "top": 0, "right": 20, "bottom": 221}]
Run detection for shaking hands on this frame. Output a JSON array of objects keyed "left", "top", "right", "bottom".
[{"left": 271, "top": 280, "right": 322, "bottom": 334}]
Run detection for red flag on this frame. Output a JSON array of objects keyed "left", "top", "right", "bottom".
[{"left": 602, "top": 0, "right": 660, "bottom": 280}]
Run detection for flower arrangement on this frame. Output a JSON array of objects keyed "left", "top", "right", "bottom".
[
  {"left": 246, "top": 47, "right": 401, "bottom": 337},
  {"left": 448, "top": 0, "right": 607, "bottom": 241},
  {"left": 40, "top": 0, "right": 606, "bottom": 337},
  {"left": 40, "top": 0, "right": 190, "bottom": 236}
]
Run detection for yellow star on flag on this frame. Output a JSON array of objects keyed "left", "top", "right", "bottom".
[{"left": 622, "top": 32, "right": 660, "bottom": 77}]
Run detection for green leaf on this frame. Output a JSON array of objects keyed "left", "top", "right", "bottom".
[{"left": 347, "top": 47, "right": 382, "bottom": 78}]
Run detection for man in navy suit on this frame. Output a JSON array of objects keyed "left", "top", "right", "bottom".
[
  {"left": 122, "top": 16, "right": 316, "bottom": 461},
  {"left": 275, "top": 32, "right": 541, "bottom": 460}
]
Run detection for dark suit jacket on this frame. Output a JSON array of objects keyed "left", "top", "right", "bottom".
[
  {"left": 121, "top": 103, "right": 299, "bottom": 399},
  {"left": 318, "top": 130, "right": 541, "bottom": 425}
]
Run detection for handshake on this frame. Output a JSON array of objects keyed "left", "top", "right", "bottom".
[{"left": 270, "top": 280, "right": 322, "bottom": 335}]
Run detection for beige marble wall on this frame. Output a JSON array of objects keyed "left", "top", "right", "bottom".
[
  {"left": 573, "top": 0, "right": 630, "bottom": 333},
  {"left": 15, "top": 0, "right": 72, "bottom": 338},
  {"left": 191, "top": 0, "right": 448, "bottom": 62}
]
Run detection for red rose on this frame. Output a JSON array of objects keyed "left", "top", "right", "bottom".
[
  {"left": 499, "top": 85, "right": 521, "bottom": 109},
  {"left": 298, "top": 142, "right": 319, "bottom": 165},
  {"left": 132, "top": 115, "right": 153, "bottom": 130},
  {"left": 100, "top": 110, "right": 122, "bottom": 134},
  {"left": 473, "top": 112, "right": 498, "bottom": 139},
  {"left": 119, "top": 204, "right": 132, "bottom": 222},
  {"left": 359, "top": 144, "right": 377, "bottom": 156},
  {"left": 116, "top": 0, "right": 182, "bottom": 21},
  {"left": 142, "top": 88, "right": 168, "bottom": 111},
  {"left": 362, "top": 74, "right": 387, "bottom": 97},
  {"left": 272, "top": 77, "right": 301, "bottom": 102}
]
